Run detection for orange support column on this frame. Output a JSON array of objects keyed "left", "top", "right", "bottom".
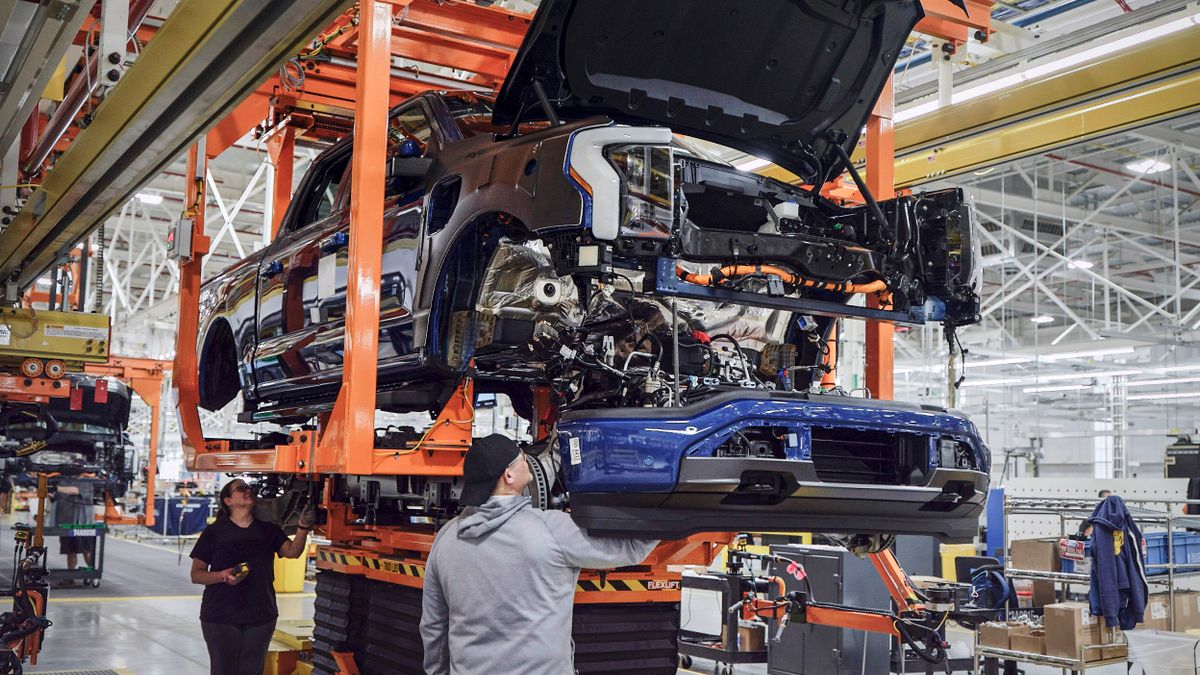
[
  {"left": 316, "top": 0, "right": 391, "bottom": 475},
  {"left": 865, "top": 76, "right": 895, "bottom": 400},
  {"left": 173, "top": 142, "right": 212, "bottom": 465},
  {"left": 131, "top": 379, "right": 161, "bottom": 528},
  {"left": 267, "top": 125, "right": 296, "bottom": 238}
]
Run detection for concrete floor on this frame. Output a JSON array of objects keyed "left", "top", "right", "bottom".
[
  {"left": 0, "top": 515, "right": 1136, "bottom": 674},
  {"left": 0, "top": 516, "right": 314, "bottom": 674}
]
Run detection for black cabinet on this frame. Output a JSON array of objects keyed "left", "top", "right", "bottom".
[{"left": 766, "top": 545, "right": 891, "bottom": 674}]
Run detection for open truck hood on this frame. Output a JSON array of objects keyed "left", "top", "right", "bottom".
[{"left": 494, "top": 0, "right": 924, "bottom": 184}]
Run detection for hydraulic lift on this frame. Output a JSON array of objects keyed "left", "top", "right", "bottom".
[{"left": 155, "top": 1, "right": 993, "bottom": 673}]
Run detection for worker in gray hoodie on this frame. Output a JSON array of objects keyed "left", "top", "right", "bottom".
[{"left": 420, "top": 434, "right": 659, "bottom": 675}]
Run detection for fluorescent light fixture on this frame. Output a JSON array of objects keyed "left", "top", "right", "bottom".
[
  {"left": 1157, "top": 364, "right": 1200, "bottom": 374},
  {"left": 1023, "top": 384, "right": 1091, "bottom": 394},
  {"left": 1067, "top": 260, "right": 1094, "bottom": 270},
  {"left": 1042, "top": 346, "right": 1137, "bottom": 361},
  {"left": 959, "top": 377, "right": 1025, "bottom": 388},
  {"left": 1125, "top": 159, "right": 1170, "bottom": 175},
  {"left": 36, "top": 278, "right": 51, "bottom": 286},
  {"left": 135, "top": 191, "right": 163, "bottom": 205},
  {"left": 1040, "top": 369, "right": 1142, "bottom": 382},
  {"left": 894, "top": 12, "right": 1200, "bottom": 123},
  {"left": 1126, "top": 376, "right": 1200, "bottom": 388},
  {"left": 734, "top": 157, "right": 770, "bottom": 172},
  {"left": 1030, "top": 315, "right": 1055, "bottom": 324},
  {"left": 963, "top": 356, "right": 1035, "bottom": 369},
  {"left": 894, "top": 101, "right": 939, "bottom": 124},
  {"left": 1127, "top": 391, "right": 1200, "bottom": 402}
]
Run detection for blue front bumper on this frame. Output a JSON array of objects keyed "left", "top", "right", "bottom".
[{"left": 558, "top": 391, "right": 990, "bottom": 539}]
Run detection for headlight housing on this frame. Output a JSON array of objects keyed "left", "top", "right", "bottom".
[{"left": 605, "top": 144, "right": 675, "bottom": 239}]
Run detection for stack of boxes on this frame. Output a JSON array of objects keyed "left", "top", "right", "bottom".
[
  {"left": 978, "top": 604, "right": 1126, "bottom": 660},
  {"left": 989, "top": 538, "right": 1200, "bottom": 662},
  {"left": 979, "top": 620, "right": 1039, "bottom": 651},
  {"left": 1143, "top": 591, "right": 1200, "bottom": 631},
  {"left": 1043, "top": 602, "right": 1126, "bottom": 661},
  {"left": 1009, "top": 538, "right": 1061, "bottom": 606}
]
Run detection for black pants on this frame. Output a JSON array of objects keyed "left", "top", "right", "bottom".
[{"left": 201, "top": 619, "right": 276, "bottom": 675}]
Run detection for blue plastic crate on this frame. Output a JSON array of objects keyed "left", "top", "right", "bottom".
[
  {"left": 1059, "top": 532, "right": 1200, "bottom": 575},
  {"left": 1142, "top": 531, "right": 1200, "bottom": 575}
]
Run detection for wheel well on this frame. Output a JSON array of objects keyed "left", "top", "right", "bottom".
[
  {"left": 432, "top": 212, "right": 533, "bottom": 361},
  {"left": 198, "top": 319, "right": 241, "bottom": 412}
]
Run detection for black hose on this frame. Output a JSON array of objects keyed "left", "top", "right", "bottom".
[
  {"left": 827, "top": 138, "right": 896, "bottom": 255},
  {"left": 895, "top": 617, "right": 947, "bottom": 664}
]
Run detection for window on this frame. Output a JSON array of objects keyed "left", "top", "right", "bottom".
[
  {"left": 389, "top": 106, "right": 434, "bottom": 148},
  {"left": 287, "top": 152, "right": 349, "bottom": 234},
  {"left": 443, "top": 94, "right": 549, "bottom": 138},
  {"left": 386, "top": 105, "right": 435, "bottom": 198}
]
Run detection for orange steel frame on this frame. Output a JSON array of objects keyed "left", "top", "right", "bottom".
[
  {"left": 83, "top": 356, "right": 169, "bottom": 527},
  {"left": 166, "top": 2, "right": 991, "bottom": 663},
  {"left": 744, "top": 548, "right": 928, "bottom": 637}
]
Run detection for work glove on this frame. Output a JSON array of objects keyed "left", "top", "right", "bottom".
[{"left": 297, "top": 505, "right": 316, "bottom": 530}]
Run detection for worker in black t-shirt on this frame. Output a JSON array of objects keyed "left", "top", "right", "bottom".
[{"left": 189, "top": 479, "right": 313, "bottom": 675}]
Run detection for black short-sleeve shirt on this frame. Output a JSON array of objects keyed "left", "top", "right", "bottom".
[{"left": 190, "top": 518, "right": 289, "bottom": 625}]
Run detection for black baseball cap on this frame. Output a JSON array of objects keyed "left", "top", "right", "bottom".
[{"left": 459, "top": 434, "right": 522, "bottom": 506}]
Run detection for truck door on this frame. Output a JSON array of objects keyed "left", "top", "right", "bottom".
[
  {"left": 252, "top": 146, "right": 351, "bottom": 402},
  {"left": 308, "top": 101, "right": 438, "bottom": 382}
]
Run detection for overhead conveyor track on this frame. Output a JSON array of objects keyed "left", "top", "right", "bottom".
[
  {"left": 760, "top": 23, "right": 1200, "bottom": 190},
  {"left": 882, "top": 24, "right": 1200, "bottom": 188},
  {"left": 0, "top": 0, "right": 96, "bottom": 158},
  {"left": 0, "top": 0, "right": 353, "bottom": 292}
]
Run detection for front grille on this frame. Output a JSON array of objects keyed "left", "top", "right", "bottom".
[{"left": 810, "top": 427, "right": 927, "bottom": 485}]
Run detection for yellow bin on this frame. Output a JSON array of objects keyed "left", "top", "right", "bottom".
[
  {"left": 939, "top": 543, "right": 977, "bottom": 581},
  {"left": 273, "top": 554, "right": 306, "bottom": 593}
]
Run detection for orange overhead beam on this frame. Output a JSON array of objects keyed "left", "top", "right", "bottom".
[
  {"left": 917, "top": 0, "right": 992, "bottom": 46},
  {"left": 387, "top": 0, "right": 530, "bottom": 48},
  {"left": 207, "top": 91, "right": 272, "bottom": 159}
]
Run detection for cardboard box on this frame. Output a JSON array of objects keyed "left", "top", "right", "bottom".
[
  {"left": 1010, "top": 631, "right": 1046, "bottom": 655},
  {"left": 1011, "top": 538, "right": 1062, "bottom": 572},
  {"left": 1044, "top": 602, "right": 1113, "bottom": 659},
  {"left": 1173, "top": 591, "right": 1200, "bottom": 631},
  {"left": 1143, "top": 591, "right": 1200, "bottom": 631},
  {"left": 978, "top": 622, "right": 1009, "bottom": 648},
  {"left": 979, "top": 621, "right": 1034, "bottom": 649},
  {"left": 1010, "top": 539, "right": 1062, "bottom": 606},
  {"left": 1145, "top": 594, "right": 1171, "bottom": 630},
  {"left": 737, "top": 622, "right": 765, "bottom": 652},
  {"left": 1103, "top": 644, "right": 1128, "bottom": 660}
]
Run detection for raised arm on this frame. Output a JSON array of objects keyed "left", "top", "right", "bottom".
[{"left": 542, "top": 512, "right": 659, "bottom": 569}]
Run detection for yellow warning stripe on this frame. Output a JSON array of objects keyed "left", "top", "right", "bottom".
[
  {"left": 316, "top": 550, "right": 672, "bottom": 591},
  {"left": 317, "top": 550, "right": 423, "bottom": 577},
  {"left": 316, "top": 550, "right": 365, "bottom": 567},
  {"left": 575, "top": 579, "right": 681, "bottom": 592}
]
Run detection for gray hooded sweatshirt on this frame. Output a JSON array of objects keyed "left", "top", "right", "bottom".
[{"left": 420, "top": 495, "right": 658, "bottom": 675}]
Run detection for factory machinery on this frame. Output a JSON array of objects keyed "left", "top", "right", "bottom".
[
  {"left": 0, "top": 305, "right": 163, "bottom": 669},
  {"left": 163, "top": 2, "right": 994, "bottom": 674}
]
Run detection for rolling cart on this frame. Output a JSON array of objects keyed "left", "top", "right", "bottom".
[
  {"left": 42, "top": 522, "right": 106, "bottom": 588},
  {"left": 679, "top": 545, "right": 774, "bottom": 673}
]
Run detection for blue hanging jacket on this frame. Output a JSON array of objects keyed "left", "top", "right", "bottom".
[{"left": 1088, "top": 495, "right": 1149, "bottom": 629}]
